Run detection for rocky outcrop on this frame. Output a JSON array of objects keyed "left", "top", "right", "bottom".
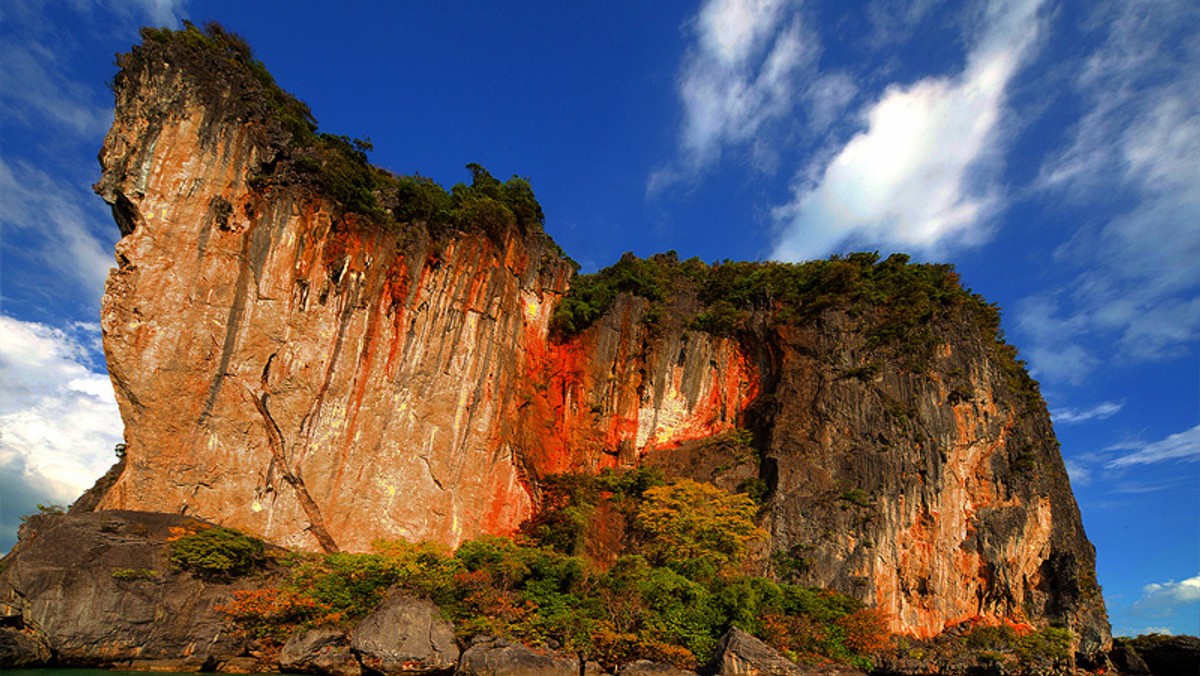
[
  {"left": 1118, "top": 635, "right": 1200, "bottom": 676},
  {"left": 0, "top": 510, "right": 272, "bottom": 669},
  {"left": 457, "top": 637, "right": 599, "bottom": 675},
  {"left": 708, "top": 628, "right": 804, "bottom": 675},
  {"left": 82, "top": 27, "right": 1107, "bottom": 655},
  {"left": 349, "top": 592, "right": 459, "bottom": 674},
  {"left": 0, "top": 627, "right": 51, "bottom": 668},
  {"left": 280, "top": 629, "right": 361, "bottom": 676}
]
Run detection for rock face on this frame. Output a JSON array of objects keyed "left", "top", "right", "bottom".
[
  {"left": 280, "top": 629, "right": 361, "bottom": 676},
  {"left": 457, "top": 637, "right": 595, "bottom": 675},
  {"left": 86, "top": 29, "right": 1108, "bottom": 653},
  {"left": 707, "top": 627, "right": 804, "bottom": 675},
  {"left": 349, "top": 591, "right": 459, "bottom": 674},
  {"left": 0, "top": 511, "right": 268, "bottom": 669}
]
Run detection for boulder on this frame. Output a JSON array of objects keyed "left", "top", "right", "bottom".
[
  {"left": 1128, "top": 635, "right": 1200, "bottom": 676},
  {"left": 281, "top": 628, "right": 361, "bottom": 676},
  {"left": 457, "top": 637, "right": 595, "bottom": 675},
  {"left": 349, "top": 592, "right": 458, "bottom": 674},
  {"left": 0, "top": 626, "right": 50, "bottom": 668},
  {"left": 0, "top": 511, "right": 267, "bottom": 667},
  {"left": 709, "top": 628, "right": 801, "bottom": 675},
  {"left": 1110, "top": 638, "right": 1151, "bottom": 675}
]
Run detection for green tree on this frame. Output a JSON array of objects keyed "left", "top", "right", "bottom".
[{"left": 635, "top": 479, "right": 765, "bottom": 579}]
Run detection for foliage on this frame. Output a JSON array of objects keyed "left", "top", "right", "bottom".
[
  {"left": 111, "top": 567, "right": 159, "bottom": 581},
  {"left": 963, "top": 624, "right": 1073, "bottom": 663},
  {"left": 551, "top": 251, "right": 706, "bottom": 336},
  {"left": 131, "top": 24, "right": 550, "bottom": 245},
  {"left": 19, "top": 503, "right": 67, "bottom": 525},
  {"left": 635, "top": 479, "right": 766, "bottom": 579},
  {"left": 839, "top": 488, "right": 873, "bottom": 508},
  {"left": 168, "top": 526, "right": 266, "bottom": 578},
  {"left": 136, "top": 22, "right": 316, "bottom": 143},
  {"left": 216, "top": 473, "right": 885, "bottom": 671}
]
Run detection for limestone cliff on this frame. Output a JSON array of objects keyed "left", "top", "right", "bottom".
[{"left": 87, "top": 26, "right": 1108, "bottom": 653}]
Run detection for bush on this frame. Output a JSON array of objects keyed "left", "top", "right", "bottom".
[
  {"left": 214, "top": 476, "right": 887, "bottom": 670},
  {"left": 111, "top": 567, "right": 159, "bottom": 581},
  {"left": 169, "top": 526, "right": 266, "bottom": 577},
  {"left": 635, "top": 479, "right": 766, "bottom": 579}
]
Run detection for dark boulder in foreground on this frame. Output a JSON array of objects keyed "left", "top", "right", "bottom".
[
  {"left": 349, "top": 591, "right": 459, "bottom": 674},
  {"left": 280, "top": 629, "right": 361, "bottom": 676},
  {"left": 0, "top": 510, "right": 277, "bottom": 670},
  {"left": 457, "top": 636, "right": 601, "bottom": 675},
  {"left": 0, "top": 626, "right": 51, "bottom": 668},
  {"left": 1117, "top": 635, "right": 1200, "bottom": 676}
]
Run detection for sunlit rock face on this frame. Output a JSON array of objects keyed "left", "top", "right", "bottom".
[{"left": 90, "top": 33, "right": 1109, "bottom": 652}]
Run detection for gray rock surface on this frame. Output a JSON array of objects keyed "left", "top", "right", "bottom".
[
  {"left": 0, "top": 626, "right": 50, "bottom": 668},
  {"left": 1110, "top": 639, "right": 1151, "bottom": 675},
  {"left": 281, "top": 628, "right": 361, "bottom": 676},
  {"left": 349, "top": 591, "right": 458, "bottom": 674},
  {"left": 710, "top": 628, "right": 801, "bottom": 675},
  {"left": 457, "top": 637, "right": 588, "bottom": 675},
  {"left": 1125, "top": 635, "right": 1200, "bottom": 676},
  {"left": 0, "top": 511, "right": 273, "bottom": 667}
]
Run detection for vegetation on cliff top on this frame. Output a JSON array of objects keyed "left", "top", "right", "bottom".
[
  {"left": 216, "top": 470, "right": 887, "bottom": 670},
  {"left": 129, "top": 22, "right": 559, "bottom": 253},
  {"left": 551, "top": 250, "right": 1041, "bottom": 403}
]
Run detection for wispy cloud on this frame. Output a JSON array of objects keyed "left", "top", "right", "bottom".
[
  {"left": 0, "top": 158, "right": 116, "bottom": 304},
  {"left": 0, "top": 315, "right": 124, "bottom": 546},
  {"left": 1018, "top": 0, "right": 1200, "bottom": 384},
  {"left": 1130, "top": 573, "right": 1200, "bottom": 616},
  {"left": 1051, "top": 400, "right": 1124, "bottom": 425},
  {"left": 770, "top": 0, "right": 1046, "bottom": 261},
  {"left": 1063, "top": 458, "right": 1091, "bottom": 487},
  {"left": 649, "top": 0, "right": 833, "bottom": 193},
  {"left": 1106, "top": 424, "right": 1200, "bottom": 469}
]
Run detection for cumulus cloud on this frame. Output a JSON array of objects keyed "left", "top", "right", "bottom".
[
  {"left": 1131, "top": 573, "right": 1200, "bottom": 616},
  {"left": 770, "top": 0, "right": 1046, "bottom": 261},
  {"left": 1018, "top": 0, "right": 1200, "bottom": 383},
  {"left": 1106, "top": 424, "right": 1200, "bottom": 469},
  {"left": 1051, "top": 400, "right": 1124, "bottom": 425},
  {"left": 0, "top": 315, "right": 124, "bottom": 547}
]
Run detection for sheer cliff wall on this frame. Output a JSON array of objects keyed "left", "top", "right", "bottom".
[{"left": 88, "top": 31, "right": 1108, "bottom": 651}]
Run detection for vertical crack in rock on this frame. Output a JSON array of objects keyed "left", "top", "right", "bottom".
[
  {"left": 199, "top": 228, "right": 257, "bottom": 425},
  {"left": 250, "top": 390, "right": 339, "bottom": 553}
]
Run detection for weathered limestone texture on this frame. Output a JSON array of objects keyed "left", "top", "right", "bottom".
[{"left": 87, "top": 32, "right": 1108, "bottom": 653}]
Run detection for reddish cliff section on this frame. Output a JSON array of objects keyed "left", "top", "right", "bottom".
[
  {"left": 93, "top": 31, "right": 574, "bottom": 553},
  {"left": 89, "top": 29, "right": 1108, "bottom": 653}
]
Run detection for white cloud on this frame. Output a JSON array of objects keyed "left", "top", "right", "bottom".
[
  {"left": 0, "top": 158, "right": 116, "bottom": 302},
  {"left": 770, "top": 0, "right": 1046, "bottom": 261},
  {"left": 1051, "top": 400, "right": 1124, "bottom": 425},
  {"left": 1063, "top": 458, "right": 1091, "bottom": 487},
  {"left": 1019, "top": 0, "right": 1200, "bottom": 383},
  {"left": 0, "top": 37, "right": 111, "bottom": 140},
  {"left": 129, "top": 0, "right": 187, "bottom": 26},
  {"left": 651, "top": 0, "right": 837, "bottom": 191},
  {"left": 682, "top": 0, "right": 813, "bottom": 168},
  {"left": 0, "top": 315, "right": 123, "bottom": 547},
  {"left": 1131, "top": 573, "right": 1200, "bottom": 616},
  {"left": 1107, "top": 424, "right": 1200, "bottom": 469}
]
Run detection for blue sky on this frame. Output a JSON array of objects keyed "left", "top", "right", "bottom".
[{"left": 0, "top": 0, "right": 1196, "bottom": 638}]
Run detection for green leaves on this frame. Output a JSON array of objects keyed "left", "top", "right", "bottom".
[
  {"left": 635, "top": 479, "right": 765, "bottom": 580},
  {"left": 168, "top": 526, "right": 265, "bottom": 578}
]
